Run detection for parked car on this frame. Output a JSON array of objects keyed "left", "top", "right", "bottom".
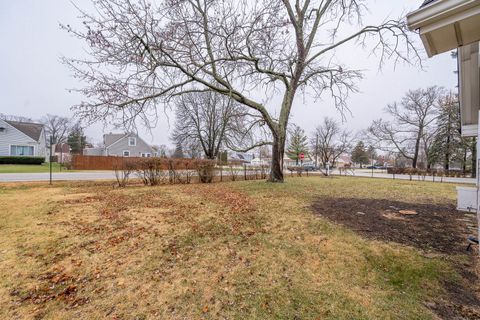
[
  {"left": 366, "top": 165, "right": 386, "bottom": 170},
  {"left": 302, "top": 164, "right": 318, "bottom": 171}
]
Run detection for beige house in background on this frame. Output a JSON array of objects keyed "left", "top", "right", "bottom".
[
  {"left": 407, "top": 0, "right": 480, "bottom": 213},
  {"left": 84, "top": 133, "right": 155, "bottom": 157}
]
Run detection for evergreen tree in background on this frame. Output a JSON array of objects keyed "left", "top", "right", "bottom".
[
  {"left": 351, "top": 141, "right": 369, "bottom": 168},
  {"left": 286, "top": 125, "right": 309, "bottom": 165},
  {"left": 429, "top": 93, "right": 461, "bottom": 170},
  {"left": 172, "top": 142, "right": 185, "bottom": 159},
  {"left": 67, "top": 123, "right": 87, "bottom": 154}
]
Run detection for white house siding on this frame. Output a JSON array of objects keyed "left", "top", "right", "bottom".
[
  {"left": 37, "top": 129, "right": 47, "bottom": 158},
  {"left": 0, "top": 119, "right": 46, "bottom": 159},
  {"left": 105, "top": 134, "right": 154, "bottom": 157}
]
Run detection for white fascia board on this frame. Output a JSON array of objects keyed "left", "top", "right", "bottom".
[{"left": 407, "top": 0, "right": 479, "bottom": 31}]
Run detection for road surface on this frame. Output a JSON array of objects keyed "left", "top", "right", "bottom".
[
  {"left": 332, "top": 169, "right": 476, "bottom": 184},
  {"left": 0, "top": 169, "right": 475, "bottom": 184},
  {"left": 0, "top": 171, "right": 117, "bottom": 182}
]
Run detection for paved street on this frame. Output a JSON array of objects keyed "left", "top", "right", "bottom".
[
  {"left": 332, "top": 169, "right": 476, "bottom": 185},
  {"left": 0, "top": 169, "right": 476, "bottom": 184}
]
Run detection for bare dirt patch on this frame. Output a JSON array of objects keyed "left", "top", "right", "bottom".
[
  {"left": 312, "top": 197, "right": 480, "bottom": 319},
  {"left": 312, "top": 198, "right": 469, "bottom": 253}
]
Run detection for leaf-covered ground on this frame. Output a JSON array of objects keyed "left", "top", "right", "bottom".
[{"left": 0, "top": 177, "right": 478, "bottom": 319}]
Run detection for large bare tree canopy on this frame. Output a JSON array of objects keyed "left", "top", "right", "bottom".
[
  {"left": 368, "top": 86, "right": 442, "bottom": 169},
  {"left": 42, "top": 114, "right": 72, "bottom": 144},
  {"left": 311, "top": 117, "right": 352, "bottom": 167},
  {"left": 63, "top": 0, "right": 419, "bottom": 182},
  {"left": 172, "top": 92, "right": 257, "bottom": 160}
]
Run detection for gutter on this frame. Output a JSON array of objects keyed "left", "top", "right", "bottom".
[{"left": 407, "top": 0, "right": 479, "bottom": 30}]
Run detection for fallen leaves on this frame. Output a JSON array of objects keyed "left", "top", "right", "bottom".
[{"left": 10, "top": 266, "right": 89, "bottom": 308}]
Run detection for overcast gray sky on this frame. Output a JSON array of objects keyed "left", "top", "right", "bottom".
[{"left": 0, "top": 1, "right": 457, "bottom": 147}]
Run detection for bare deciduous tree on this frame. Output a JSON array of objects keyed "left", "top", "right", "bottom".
[
  {"left": 171, "top": 92, "right": 256, "bottom": 159},
  {"left": 63, "top": 0, "right": 419, "bottom": 182},
  {"left": 0, "top": 114, "right": 33, "bottom": 122},
  {"left": 42, "top": 114, "right": 71, "bottom": 144},
  {"left": 311, "top": 117, "right": 352, "bottom": 167},
  {"left": 368, "top": 87, "right": 442, "bottom": 168}
]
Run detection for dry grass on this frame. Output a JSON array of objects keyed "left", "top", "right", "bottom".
[{"left": 0, "top": 177, "right": 472, "bottom": 319}]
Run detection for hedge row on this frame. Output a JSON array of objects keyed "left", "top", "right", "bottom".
[
  {"left": 113, "top": 157, "right": 217, "bottom": 186},
  {"left": 387, "top": 167, "right": 471, "bottom": 177},
  {"left": 0, "top": 156, "right": 45, "bottom": 165}
]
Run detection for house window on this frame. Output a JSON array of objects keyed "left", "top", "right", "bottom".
[
  {"left": 11, "top": 145, "right": 34, "bottom": 156},
  {"left": 128, "top": 137, "right": 136, "bottom": 146},
  {"left": 141, "top": 153, "right": 151, "bottom": 158},
  {"left": 123, "top": 150, "right": 130, "bottom": 157}
]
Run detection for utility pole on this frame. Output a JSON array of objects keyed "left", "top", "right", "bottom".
[
  {"left": 49, "top": 135, "right": 53, "bottom": 185},
  {"left": 314, "top": 133, "right": 319, "bottom": 168},
  {"left": 371, "top": 149, "right": 374, "bottom": 178}
]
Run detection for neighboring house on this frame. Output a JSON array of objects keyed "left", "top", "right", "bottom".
[
  {"left": 0, "top": 119, "right": 47, "bottom": 159},
  {"left": 335, "top": 154, "right": 352, "bottom": 167},
  {"left": 54, "top": 143, "right": 71, "bottom": 163},
  {"left": 228, "top": 152, "right": 254, "bottom": 164},
  {"left": 250, "top": 157, "right": 271, "bottom": 167},
  {"left": 84, "top": 133, "right": 155, "bottom": 157},
  {"left": 407, "top": 0, "right": 480, "bottom": 212}
]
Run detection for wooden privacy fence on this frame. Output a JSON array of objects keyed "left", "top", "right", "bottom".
[
  {"left": 72, "top": 155, "right": 214, "bottom": 170},
  {"left": 72, "top": 155, "right": 126, "bottom": 170}
]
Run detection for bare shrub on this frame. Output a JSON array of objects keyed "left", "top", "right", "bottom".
[
  {"left": 134, "top": 158, "right": 167, "bottom": 186},
  {"left": 196, "top": 160, "right": 215, "bottom": 183},
  {"left": 228, "top": 164, "right": 239, "bottom": 181},
  {"left": 113, "top": 159, "right": 135, "bottom": 187}
]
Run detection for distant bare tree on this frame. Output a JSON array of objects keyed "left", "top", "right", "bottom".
[
  {"left": 63, "top": 0, "right": 419, "bottom": 182},
  {"left": 368, "top": 87, "right": 442, "bottom": 168},
  {"left": 182, "top": 138, "right": 204, "bottom": 159},
  {"left": 311, "top": 117, "right": 352, "bottom": 167},
  {"left": 42, "top": 114, "right": 71, "bottom": 144},
  {"left": 171, "top": 92, "right": 257, "bottom": 160},
  {"left": 0, "top": 114, "right": 33, "bottom": 122},
  {"left": 152, "top": 144, "right": 168, "bottom": 157}
]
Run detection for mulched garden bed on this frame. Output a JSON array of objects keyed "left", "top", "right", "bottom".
[{"left": 312, "top": 197, "right": 480, "bottom": 320}]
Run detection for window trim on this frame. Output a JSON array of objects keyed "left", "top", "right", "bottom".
[
  {"left": 10, "top": 144, "right": 35, "bottom": 156},
  {"left": 122, "top": 150, "right": 130, "bottom": 157},
  {"left": 128, "top": 137, "right": 137, "bottom": 146}
]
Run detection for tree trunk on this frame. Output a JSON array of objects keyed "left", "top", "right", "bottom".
[
  {"left": 269, "top": 134, "right": 285, "bottom": 182},
  {"left": 472, "top": 138, "right": 477, "bottom": 178},
  {"left": 412, "top": 134, "right": 421, "bottom": 169},
  {"left": 445, "top": 117, "right": 451, "bottom": 170}
]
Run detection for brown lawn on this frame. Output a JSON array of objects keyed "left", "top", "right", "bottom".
[{"left": 0, "top": 177, "right": 478, "bottom": 319}]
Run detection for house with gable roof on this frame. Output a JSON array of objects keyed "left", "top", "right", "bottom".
[
  {"left": 0, "top": 119, "right": 47, "bottom": 159},
  {"left": 84, "top": 132, "right": 155, "bottom": 157}
]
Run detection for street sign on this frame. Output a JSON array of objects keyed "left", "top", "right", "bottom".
[{"left": 300, "top": 153, "right": 305, "bottom": 160}]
